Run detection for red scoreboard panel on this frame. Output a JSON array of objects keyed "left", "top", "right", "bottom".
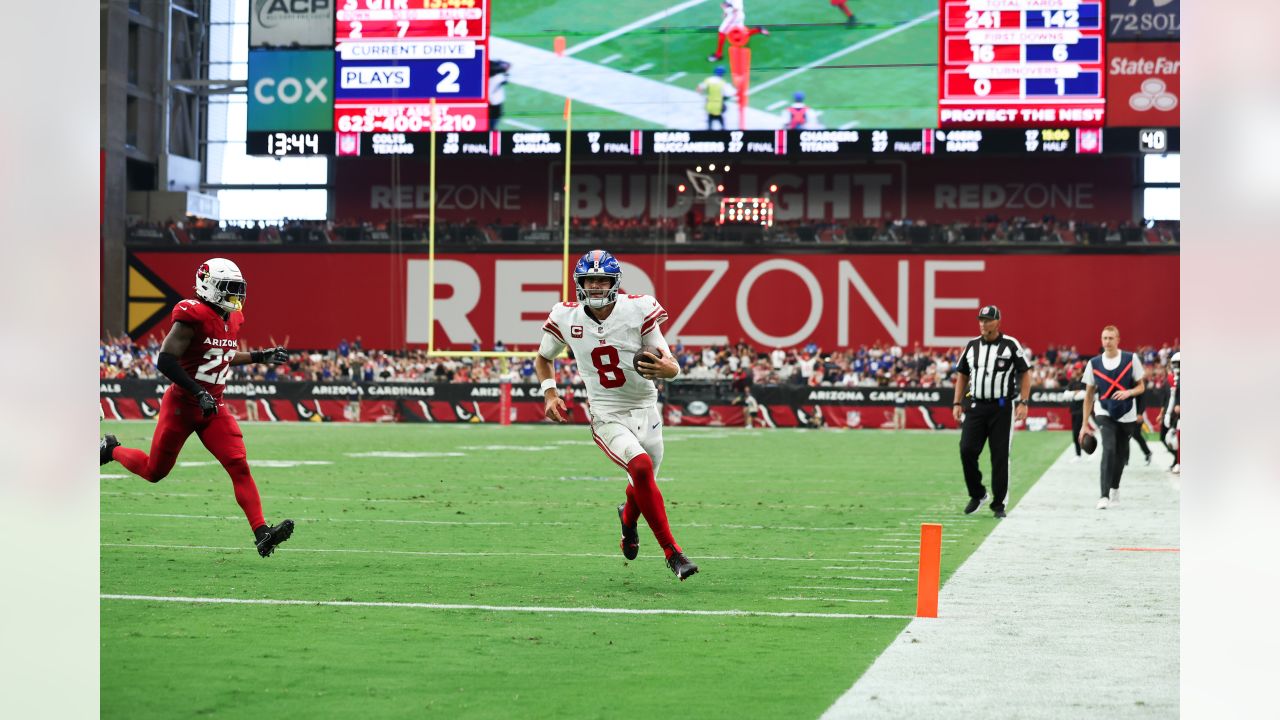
[
  {"left": 334, "top": 0, "right": 490, "bottom": 134},
  {"left": 336, "top": 0, "right": 489, "bottom": 41},
  {"left": 938, "top": 1, "right": 1106, "bottom": 127}
]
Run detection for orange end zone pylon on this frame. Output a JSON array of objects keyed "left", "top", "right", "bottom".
[
  {"left": 728, "top": 31, "right": 751, "bottom": 130},
  {"left": 916, "top": 523, "right": 942, "bottom": 618}
]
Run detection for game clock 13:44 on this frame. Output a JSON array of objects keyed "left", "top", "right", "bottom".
[{"left": 263, "top": 132, "right": 329, "bottom": 156}]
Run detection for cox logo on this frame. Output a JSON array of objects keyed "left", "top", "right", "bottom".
[{"left": 253, "top": 75, "right": 328, "bottom": 105}]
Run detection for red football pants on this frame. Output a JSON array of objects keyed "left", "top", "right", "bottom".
[{"left": 113, "top": 387, "right": 266, "bottom": 529}]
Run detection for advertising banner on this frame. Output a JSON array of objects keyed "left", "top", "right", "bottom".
[
  {"left": 100, "top": 380, "right": 1171, "bottom": 431},
  {"left": 247, "top": 49, "right": 334, "bottom": 131},
  {"left": 249, "top": 0, "right": 335, "bottom": 48},
  {"left": 331, "top": 155, "right": 1136, "bottom": 224},
  {"left": 128, "top": 250, "right": 1180, "bottom": 352},
  {"left": 1106, "top": 42, "right": 1180, "bottom": 127},
  {"left": 1107, "top": 0, "right": 1180, "bottom": 41}
]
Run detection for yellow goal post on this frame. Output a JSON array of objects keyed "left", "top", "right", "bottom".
[{"left": 424, "top": 99, "right": 575, "bottom": 360}]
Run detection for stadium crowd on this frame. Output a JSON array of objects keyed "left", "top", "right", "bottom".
[
  {"left": 100, "top": 335, "right": 1180, "bottom": 392},
  {"left": 126, "top": 216, "right": 1179, "bottom": 247}
]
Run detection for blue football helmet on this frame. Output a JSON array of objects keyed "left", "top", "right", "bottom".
[{"left": 573, "top": 249, "right": 623, "bottom": 310}]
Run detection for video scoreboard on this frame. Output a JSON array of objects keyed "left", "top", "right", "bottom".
[
  {"left": 245, "top": 0, "right": 1178, "bottom": 155},
  {"left": 246, "top": 127, "right": 1177, "bottom": 157},
  {"left": 333, "top": 0, "right": 489, "bottom": 134},
  {"left": 939, "top": 0, "right": 1107, "bottom": 126}
]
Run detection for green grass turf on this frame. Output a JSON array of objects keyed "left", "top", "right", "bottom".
[
  {"left": 492, "top": 0, "right": 939, "bottom": 130},
  {"left": 495, "top": 84, "right": 652, "bottom": 131},
  {"left": 101, "top": 421, "right": 1067, "bottom": 718}
]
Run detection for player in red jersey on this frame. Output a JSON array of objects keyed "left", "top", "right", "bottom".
[
  {"left": 100, "top": 258, "right": 296, "bottom": 557},
  {"left": 831, "top": 0, "right": 857, "bottom": 27}
]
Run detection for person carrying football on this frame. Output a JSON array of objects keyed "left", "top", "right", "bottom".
[
  {"left": 534, "top": 250, "right": 698, "bottom": 581},
  {"left": 100, "top": 258, "right": 295, "bottom": 557}
]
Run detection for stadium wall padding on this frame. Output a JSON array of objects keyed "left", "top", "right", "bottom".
[
  {"left": 129, "top": 250, "right": 1179, "bottom": 351},
  {"left": 100, "top": 379, "right": 1171, "bottom": 431}
]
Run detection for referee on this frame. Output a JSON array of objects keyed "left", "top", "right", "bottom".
[{"left": 952, "top": 305, "right": 1031, "bottom": 518}]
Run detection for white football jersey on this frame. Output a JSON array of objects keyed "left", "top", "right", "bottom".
[
  {"left": 720, "top": 2, "right": 746, "bottom": 32},
  {"left": 542, "top": 294, "right": 668, "bottom": 415}
]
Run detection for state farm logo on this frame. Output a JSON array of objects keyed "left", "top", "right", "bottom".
[{"left": 1129, "top": 78, "right": 1178, "bottom": 113}]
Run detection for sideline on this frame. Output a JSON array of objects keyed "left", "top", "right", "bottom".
[{"left": 820, "top": 445, "right": 1180, "bottom": 719}]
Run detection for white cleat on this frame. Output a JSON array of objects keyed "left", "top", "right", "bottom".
[{"left": 1096, "top": 497, "right": 1110, "bottom": 510}]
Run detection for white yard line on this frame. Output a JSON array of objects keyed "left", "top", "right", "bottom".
[
  {"left": 701, "top": 524, "right": 899, "bottom": 532},
  {"left": 807, "top": 575, "right": 912, "bottom": 582},
  {"left": 752, "top": 11, "right": 940, "bottom": 94},
  {"left": 664, "top": 71, "right": 687, "bottom": 82},
  {"left": 103, "top": 511, "right": 521, "bottom": 526},
  {"left": 819, "top": 563, "right": 921, "bottom": 568},
  {"left": 839, "top": 120, "right": 861, "bottom": 129},
  {"left": 599, "top": 52, "right": 623, "bottom": 65},
  {"left": 103, "top": 508, "right": 914, "bottom": 535},
  {"left": 632, "top": 62, "right": 655, "bottom": 73},
  {"left": 565, "top": 0, "right": 711, "bottom": 56},
  {"left": 770, "top": 596, "right": 889, "bottom": 604},
  {"left": 766, "top": 100, "right": 788, "bottom": 110},
  {"left": 100, "top": 542, "right": 865, "bottom": 565},
  {"left": 821, "top": 446, "right": 1179, "bottom": 719},
  {"left": 788, "top": 586, "right": 904, "bottom": 593},
  {"left": 100, "top": 593, "right": 913, "bottom": 620}
]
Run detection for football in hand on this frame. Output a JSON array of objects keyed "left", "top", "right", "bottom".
[
  {"left": 633, "top": 346, "right": 664, "bottom": 375},
  {"left": 1081, "top": 433, "right": 1098, "bottom": 455}
]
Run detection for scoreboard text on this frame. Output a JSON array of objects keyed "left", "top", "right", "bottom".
[
  {"left": 333, "top": 0, "right": 490, "bottom": 133},
  {"left": 938, "top": 0, "right": 1107, "bottom": 127}
]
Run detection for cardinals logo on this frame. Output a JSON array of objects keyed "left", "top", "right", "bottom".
[{"left": 685, "top": 169, "right": 718, "bottom": 198}]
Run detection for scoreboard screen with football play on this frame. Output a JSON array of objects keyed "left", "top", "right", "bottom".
[
  {"left": 246, "top": 0, "right": 1172, "bottom": 154},
  {"left": 939, "top": 0, "right": 1107, "bottom": 127}
]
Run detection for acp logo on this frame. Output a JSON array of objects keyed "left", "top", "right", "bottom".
[
  {"left": 254, "top": 75, "right": 328, "bottom": 105},
  {"left": 255, "top": 0, "right": 331, "bottom": 28}
]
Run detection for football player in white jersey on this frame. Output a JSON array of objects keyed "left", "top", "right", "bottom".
[{"left": 533, "top": 250, "right": 699, "bottom": 581}]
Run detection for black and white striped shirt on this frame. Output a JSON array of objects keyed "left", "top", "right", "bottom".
[{"left": 956, "top": 334, "right": 1031, "bottom": 400}]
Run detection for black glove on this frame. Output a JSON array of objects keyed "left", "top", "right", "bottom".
[
  {"left": 252, "top": 346, "right": 289, "bottom": 365},
  {"left": 195, "top": 389, "right": 219, "bottom": 418}
]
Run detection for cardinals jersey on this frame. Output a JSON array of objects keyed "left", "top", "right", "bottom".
[
  {"left": 171, "top": 298, "right": 244, "bottom": 402},
  {"left": 542, "top": 294, "right": 669, "bottom": 415}
]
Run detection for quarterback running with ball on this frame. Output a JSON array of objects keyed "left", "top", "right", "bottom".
[
  {"left": 534, "top": 250, "right": 699, "bottom": 580},
  {"left": 99, "top": 258, "right": 295, "bottom": 557}
]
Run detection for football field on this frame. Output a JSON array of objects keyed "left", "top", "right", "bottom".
[
  {"left": 100, "top": 422, "right": 1067, "bottom": 718},
  {"left": 491, "top": 0, "right": 939, "bottom": 130}
]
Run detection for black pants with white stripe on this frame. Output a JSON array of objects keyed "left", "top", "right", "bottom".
[{"left": 959, "top": 400, "right": 1013, "bottom": 511}]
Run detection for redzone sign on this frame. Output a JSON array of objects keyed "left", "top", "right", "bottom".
[
  {"left": 131, "top": 251, "right": 1179, "bottom": 351},
  {"left": 332, "top": 156, "right": 1136, "bottom": 223}
]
